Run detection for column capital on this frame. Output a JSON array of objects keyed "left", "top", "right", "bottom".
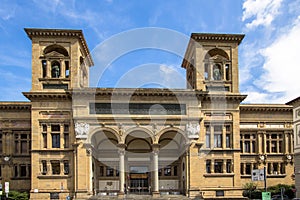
[{"left": 152, "top": 144, "right": 160, "bottom": 152}]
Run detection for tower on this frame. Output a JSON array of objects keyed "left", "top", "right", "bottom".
[
  {"left": 181, "top": 33, "right": 244, "bottom": 93},
  {"left": 23, "top": 28, "right": 93, "bottom": 200},
  {"left": 24, "top": 28, "right": 93, "bottom": 91}
]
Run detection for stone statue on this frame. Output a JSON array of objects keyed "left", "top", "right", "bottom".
[
  {"left": 52, "top": 64, "right": 60, "bottom": 78},
  {"left": 213, "top": 67, "right": 221, "bottom": 80}
]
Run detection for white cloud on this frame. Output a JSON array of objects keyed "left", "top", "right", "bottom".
[
  {"left": 254, "top": 16, "right": 300, "bottom": 102},
  {"left": 0, "top": 2, "right": 17, "bottom": 20},
  {"left": 242, "top": 0, "right": 283, "bottom": 29}
]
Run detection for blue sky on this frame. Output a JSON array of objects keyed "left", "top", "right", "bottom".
[{"left": 0, "top": 0, "right": 300, "bottom": 103}]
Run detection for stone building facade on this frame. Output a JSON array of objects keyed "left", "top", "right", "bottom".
[
  {"left": 0, "top": 28, "right": 295, "bottom": 199},
  {"left": 287, "top": 97, "right": 300, "bottom": 198}
]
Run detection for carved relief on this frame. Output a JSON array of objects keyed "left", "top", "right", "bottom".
[
  {"left": 75, "top": 122, "right": 89, "bottom": 139},
  {"left": 186, "top": 122, "right": 200, "bottom": 139}
]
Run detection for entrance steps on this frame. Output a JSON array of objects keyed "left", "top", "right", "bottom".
[{"left": 89, "top": 194, "right": 193, "bottom": 200}]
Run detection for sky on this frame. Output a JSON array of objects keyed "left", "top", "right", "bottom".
[{"left": 0, "top": 0, "right": 300, "bottom": 103}]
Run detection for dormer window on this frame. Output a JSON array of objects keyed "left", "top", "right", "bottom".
[{"left": 51, "top": 61, "right": 60, "bottom": 78}]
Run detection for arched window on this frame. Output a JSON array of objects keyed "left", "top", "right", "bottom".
[
  {"left": 44, "top": 44, "right": 69, "bottom": 57},
  {"left": 51, "top": 61, "right": 60, "bottom": 78},
  {"left": 204, "top": 48, "right": 230, "bottom": 81}
]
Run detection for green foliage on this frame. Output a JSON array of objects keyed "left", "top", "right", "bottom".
[
  {"left": 8, "top": 190, "right": 29, "bottom": 200},
  {"left": 242, "top": 182, "right": 261, "bottom": 199},
  {"left": 243, "top": 182, "right": 257, "bottom": 191},
  {"left": 267, "top": 184, "right": 295, "bottom": 199}
]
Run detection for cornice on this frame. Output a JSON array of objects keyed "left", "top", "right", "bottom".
[
  {"left": 182, "top": 33, "right": 245, "bottom": 68},
  {"left": 24, "top": 28, "right": 94, "bottom": 66},
  {"left": 22, "top": 92, "right": 71, "bottom": 101},
  {"left": 191, "top": 33, "right": 245, "bottom": 45},
  {"left": 240, "top": 104, "right": 293, "bottom": 112},
  {"left": 286, "top": 96, "right": 300, "bottom": 106},
  {"left": 0, "top": 102, "right": 31, "bottom": 110},
  {"left": 71, "top": 88, "right": 208, "bottom": 98},
  {"left": 202, "top": 93, "right": 247, "bottom": 102}
]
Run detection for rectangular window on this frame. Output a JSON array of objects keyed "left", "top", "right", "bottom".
[
  {"left": 204, "top": 63, "right": 209, "bottom": 80},
  {"left": 244, "top": 141, "right": 250, "bottom": 153},
  {"left": 28, "top": 164, "right": 31, "bottom": 177},
  {"left": 20, "top": 165, "right": 27, "bottom": 177},
  {"left": 173, "top": 166, "right": 178, "bottom": 176},
  {"left": 42, "top": 124, "right": 47, "bottom": 148},
  {"left": 64, "top": 161, "right": 69, "bottom": 175},
  {"left": 42, "top": 160, "right": 47, "bottom": 175},
  {"left": 214, "top": 160, "right": 223, "bottom": 173},
  {"left": 164, "top": 166, "right": 172, "bottom": 176},
  {"left": 252, "top": 141, "right": 256, "bottom": 153},
  {"left": 214, "top": 126, "right": 222, "bottom": 148},
  {"left": 245, "top": 163, "right": 251, "bottom": 175},
  {"left": 280, "top": 163, "right": 285, "bottom": 174},
  {"left": 100, "top": 166, "right": 104, "bottom": 176},
  {"left": 240, "top": 163, "right": 244, "bottom": 175},
  {"left": 158, "top": 168, "right": 162, "bottom": 176},
  {"left": 51, "top": 161, "right": 60, "bottom": 175},
  {"left": 106, "top": 167, "right": 114, "bottom": 176},
  {"left": 52, "top": 134, "right": 60, "bottom": 148},
  {"left": 64, "top": 125, "right": 69, "bottom": 148},
  {"left": 51, "top": 125, "right": 60, "bottom": 148},
  {"left": 21, "top": 141, "right": 27, "bottom": 154},
  {"left": 65, "top": 61, "right": 70, "bottom": 78},
  {"left": 43, "top": 133, "right": 47, "bottom": 148},
  {"left": 206, "top": 125, "right": 211, "bottom": 148},
  {"left": 273, "top": 163, "right": 278, "bottom": 174},
  {"left": 42, "top": 60, "right": 47, "bottom": 78},
  {"left": 206, "top": 160, "right": 211, "bottom": 173},
  {"left": 226, "top": 160, "right": 232, "bottom": 173},
  {"left": 225, "top": 63, "right": 230, "bottom": 80},
  {"left": 226, "top": 134, "right": 231, "bottom": 148},
  {"left": 14, "top": 165, "right": 18, "bottom": 177},
  {"left": 206, "top": 134, "right": 211, "bottom": 148},
  {"left": 271, "top": 141, "right": 277, "bottom": 153},
  {"left": 216, "top": 190, "right": 224, "bottom": 197},
  {"left": 0, "top": 165, "right": 2, "bottom": 177}
]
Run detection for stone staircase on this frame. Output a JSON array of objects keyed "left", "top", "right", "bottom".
[{"left": 88, "top": 194, "right": 193, "bottom": 200}]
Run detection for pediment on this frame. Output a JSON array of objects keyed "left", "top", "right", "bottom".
[
  {"left": 209, "top": 54, "right": 227, "bottom": 61},
  {"left": 44, "top": 51, "right": 65, "bottom": 58}
]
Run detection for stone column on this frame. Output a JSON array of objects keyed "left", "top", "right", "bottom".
[
  {"left": 223, "top": 160, "right": 227, "bottom": 173},
  {"left": 47, "top": 125, "right": 51, "bottom": 149},
  {"left": 263, "top": 133, "right": 267, "bottom": 154},
  {"left": 60, "top": 124, "right": 64, "bottom": 149},
  {"left": 119, "top": 149, "right": 125, "bottom": 195},
  {"left": 153, "top": 150, "right": 159, "bottom": 194}
]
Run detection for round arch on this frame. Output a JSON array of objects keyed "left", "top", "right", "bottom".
[
  {"left": 89, "top": 126, "right": 121, "bottom": 145},
  {"left": 205, "top": 48, "right": 229, "bottom": 60},
  {"left": 125, "top": 127, "right": 155, "bottom": 144},
  {"left": 44, "top": 44, "right": 69, "bottom": 57}
]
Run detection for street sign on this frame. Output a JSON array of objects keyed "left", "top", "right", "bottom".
[
  {"left": 252, "top": 169, "right": 265, "bottom": 181},
  {"left": 262, "top": 192, "right": 271, "bottom": 200}
]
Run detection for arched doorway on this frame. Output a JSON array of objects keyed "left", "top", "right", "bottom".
[
  {"left": 158, "top": 129, "right": 188, "bottom": 195},
  {"left": 90, "top": 129, "right": 120, "bottom": 195},
  {"left": 125, "top": 130, "right": 153, "bottom": 194}
]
